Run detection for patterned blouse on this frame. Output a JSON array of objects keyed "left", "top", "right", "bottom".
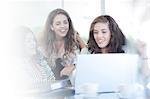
[{"left": 36, "top": 48, "right": 55, "bottom": 81}]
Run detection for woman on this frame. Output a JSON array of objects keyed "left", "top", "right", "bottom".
[
  {"left": 15, "top": 26, "right": 55, "bottom": 98},
  {"left": 40, "top": 8, "right": 80, "bottom": 83},
  {"left": 83, "top": 15, "right": 126, "bottom": 54},
  {"left": 82, "top": 15, "right": 149, "bottom": 75},
  {"left": 81, "top": 15, "right": 149, "bottom": 98}
]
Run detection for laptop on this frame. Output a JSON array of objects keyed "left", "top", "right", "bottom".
[{"left": 75, "top": 54, "right": 139, "bottom": 94}]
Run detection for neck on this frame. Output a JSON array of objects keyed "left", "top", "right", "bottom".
[
  {"left": 55, "top": 35, "right": 64, "bottom": 41},
  {"left": 55, "top": 40, "right": 64, "bottom": 46},
  {"left": 55, "top": 40, "right": 65, "bottom": 56},
  {"left": 101, "top": 48, "right": 108, "bottom": 53}
]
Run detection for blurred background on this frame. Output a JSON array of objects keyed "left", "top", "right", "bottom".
[
  {"left": 8, "top": 0, "right": 150, "bottom": 39},
  {"left": 7, "top": 0, "right": 150, "bottom": 66}
]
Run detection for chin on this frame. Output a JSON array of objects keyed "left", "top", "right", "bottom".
[
  {"left": 98, "top": 45, "right": 106, "bottom": 48},
  {"left": 61, "top": 35, "right": 67, "bottom": 38}
]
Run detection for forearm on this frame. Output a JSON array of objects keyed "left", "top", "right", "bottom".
[
  {"left": 60, "top": 64, "right": 75, "bottom": 77},
  {"left": 141, "top": 59, "right": 150, "bottom": 79},
  {"left": 136, "top": 40, "right": 150, "bottom": 78}
]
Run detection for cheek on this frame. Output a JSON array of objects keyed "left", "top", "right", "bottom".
[
  {"left": 105, "top": 36, "right": 111, "bottom": 46},
  {"left": 93, "top": 34, "right": 97, "bottom": 40},
  {"left": 106, "top": 33, "right": 111, "bottom": 41},
  {"left": 107, "top": 36, "right": 111, "bottom": 42},
  {"left": 52, "top": 24, "right": 58, "bottom": 31},
  {"left": 66, "top": 24, "right": 69, "bottom": 31},
  {"left": 67, "top": 24, "right": 69, "bottom": 28},
  {"left": 53, "top": 26, "right": 58, "bottom": 32}
]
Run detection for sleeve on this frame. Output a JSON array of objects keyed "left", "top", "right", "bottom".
[{"left": 36, "top": 49, "right": 55, "bottom": 81}]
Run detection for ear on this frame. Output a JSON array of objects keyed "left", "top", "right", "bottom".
[{"left": 50, "top": 25, "right": 54, "bottom": 31}]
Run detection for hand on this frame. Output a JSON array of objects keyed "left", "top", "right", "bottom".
[
  {"left": 135, "top": 39, "right": 147, "bottom": 58},
  {"left": 118, "top": 84, "right": 129, "bottom": 98},
  {"left": 135, "top": 40, "right": 150, "bottom": 78},
  {"left": 60, "top": 64, "right": 75, "bottom": 77},
  {"left": 118, "top": 84, "right": 144, "bottom": 98}
]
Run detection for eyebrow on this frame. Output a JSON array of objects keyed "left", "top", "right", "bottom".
[
  {"left": 93, "top": 29, "right": 98, "bottom": 31},
  {"left": 55, "top": 19, "right": 68, "bottom": 23},
  {"left": 101, "top": 29, "right": 107, "bottom": 31},
  {"left": 93, "top": 29, "right": 107, "bottom": 31}
]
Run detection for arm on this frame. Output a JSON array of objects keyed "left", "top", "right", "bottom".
[
  {"left": 60, "top": 52, "right": 76, "bottom": 77},
  {"left": 36, "top": 49, "right": 55, "bottom": 81},
  {"left": 136, "top": 40, "right": 150, "bottom": 78},
  {"left": 141, "top": 59, "right": 150, "bottom": 79},
  {"left": 60, "top": 64, "right": 75, "bottom": 77},
  {"left": 75, "top": 31, "right": 86, "bottom": 49}
]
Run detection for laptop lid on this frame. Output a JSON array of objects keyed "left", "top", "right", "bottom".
[{"left": 75, "top": 54, "right": 139, "bottom": 94}]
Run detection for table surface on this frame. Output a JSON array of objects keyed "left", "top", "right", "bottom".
[{"left": 33, "top": 87, "right": 146, "bottom": 99}]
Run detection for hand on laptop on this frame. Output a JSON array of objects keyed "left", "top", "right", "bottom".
[
  {"left": 60, "top": 64, "right": 75, "bottom": 77},
  {"left": 117, "top": 83, "right": 144, "bottom": 99}
]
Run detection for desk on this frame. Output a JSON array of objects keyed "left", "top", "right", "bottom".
[
  {"left": 34, "top": 89, "right": 146, "bottom": 99},
  {"left": 74, "top": 91, "right": 146, "bottom": 99},
  {"left": 25, "top": 80, "right": 146, "bottom": 99},
  {"left": 23, "top": 79, "right": 75, "bottom": 99},
  {"left": 37, "top": 87, "right": 75, "bottom": 98}
]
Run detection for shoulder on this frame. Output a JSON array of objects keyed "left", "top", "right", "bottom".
[
  {"left": 37, "top": 46, "right": 48, "bottom": 57},
  {"left": 81, "top": 47, "right": 90, "bottom": 54},
  {"left": 123, "top": 38, "right": 138, "bottom": 54}
]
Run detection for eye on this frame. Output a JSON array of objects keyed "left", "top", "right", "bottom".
[
  {"left": 63, "top": 20, "right": 68, "bottom": 24},
  {"left": 93, "top": 31, "right": 98, "bottom": 34},
  {"left": 102, "top": 30, "right": 107, "bottom": 34},
  {"left": 102, "top": 31, "right": 106, "bottom": 34},
  {"left": 55, "top": 22, "right": 61, "bottom": 25}
]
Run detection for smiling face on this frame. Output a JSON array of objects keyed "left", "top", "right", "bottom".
[
  {"left": 51, "top": 14, "right": 69, "bottom": 40},
  {"left": 93, "top": 22, "right": 111, "bottom": 52}
]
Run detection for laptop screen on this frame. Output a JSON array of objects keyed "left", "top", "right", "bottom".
[{"left": 75, "top": 54, "right": 139, "bottom": 94}]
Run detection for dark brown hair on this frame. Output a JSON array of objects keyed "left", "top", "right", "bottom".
[{"left": 87, "top": 15, "right": 126, "bottom": 53}]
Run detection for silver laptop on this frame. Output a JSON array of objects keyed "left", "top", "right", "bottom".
[{"left": 75, "top": 54, "right": 139, "bottom": 94}]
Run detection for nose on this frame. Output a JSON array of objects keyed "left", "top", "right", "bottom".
[
  {"left": 60, "top": 23, "right": 66, "bottom": 28},
  {"left": 97, "top": 32, "right": 103, "bottom": 39}
]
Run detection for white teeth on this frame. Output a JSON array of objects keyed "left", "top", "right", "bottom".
[
  {"left": 60, "top": 29, "right": 66, "bottom": 32},
  {"left": 98, "top": 40, "right": 103, "bottom": 43}
]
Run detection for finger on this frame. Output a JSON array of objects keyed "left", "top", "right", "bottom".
[{"left": 60, "top": 70, "right": 63, "bottom": 77}]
